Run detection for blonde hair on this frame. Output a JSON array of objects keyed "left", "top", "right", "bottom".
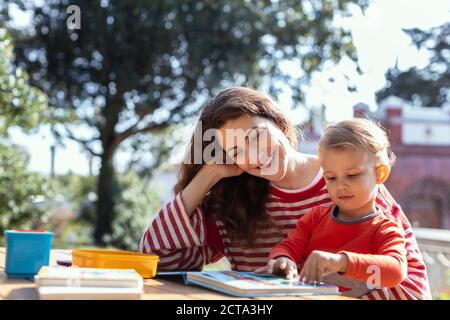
[{"left": 318, "top": 118, "right": 396, "bottom": 168}]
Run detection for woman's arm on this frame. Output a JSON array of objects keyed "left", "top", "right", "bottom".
[
  {"left": 138, "top": 164, "right": 242, "bottom": 270},
  {"left": 372, "top": 185, "right": 432, "bottom": 299},
  {"left": 181, "top": 164, "right": 242, "bottom": 217}
]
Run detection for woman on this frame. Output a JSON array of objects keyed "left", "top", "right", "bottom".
[{"left": 139, "top": 87, "right": 430, "bottom": 300}]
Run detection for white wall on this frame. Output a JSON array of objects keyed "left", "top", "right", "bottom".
[{"left": 403, "top": 122, "right": 450, "bottom": 146}]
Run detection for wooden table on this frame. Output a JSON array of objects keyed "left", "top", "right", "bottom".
[{"left": 0, "top": 248, "right": 355, "bottom": 300}]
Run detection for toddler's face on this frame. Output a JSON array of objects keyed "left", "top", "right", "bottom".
[{"left": 320, "top": 148, "right": 379, "bottom": 217}]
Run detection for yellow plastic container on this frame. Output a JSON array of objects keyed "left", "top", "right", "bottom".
[{"left": 72, "top": 249, "right": 159, "bottom": 279}]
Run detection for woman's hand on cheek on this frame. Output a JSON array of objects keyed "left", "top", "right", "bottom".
[
  {"left": 203, "top": 163, "right": 244, "bottom": 180},
  {"left": 299, "top": 250, "right": 348, "bottom": 283}
]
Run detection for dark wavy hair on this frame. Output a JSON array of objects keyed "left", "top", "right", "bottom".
[{"left": 174, "top": 87, "right": 298, "bottom": 246}]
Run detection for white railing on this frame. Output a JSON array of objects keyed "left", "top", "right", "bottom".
[{"left": 414, "top": 227, "right": 450, "bottom": 300}]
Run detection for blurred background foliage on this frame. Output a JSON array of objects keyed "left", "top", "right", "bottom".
[
  {"left": 0, "top": 1, "right": 448, "bottom": 254},
  {"left": 1, "top": 27, "right": 48, "bottom": 237},
  {"left": 376, "top": 22, "right": 449, "bottom": 107},
  {"left": 0, "top": 28, "right": 48, "bottom": 135},
  {"left": 1, "top": 0, "right": 370, "bottom": 247},
  {"left": 0, "top": 27, "right": 162, "bottom": 249},
  {"left": 0, "top": 142, "right": 47, "bottom": 235}
]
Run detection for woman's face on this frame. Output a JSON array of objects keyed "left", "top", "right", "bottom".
[{"left": 217, "top": 115, "right": 291, "bottom": 182}]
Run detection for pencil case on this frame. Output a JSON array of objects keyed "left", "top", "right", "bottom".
[{"left": 72, "top": 249, "right": 159, "bottom": 279}]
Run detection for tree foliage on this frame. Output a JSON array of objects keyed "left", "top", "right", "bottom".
[
  {"left": 0, "top": 28, "right": 49, "bottom": 234},
  {"left": 376, "top": 23, "right": 449, "bottom": 107},
  {"left": 0, "top": 143, "right": 48, "bottom": 234},
  {"left": 5, "top": 0, "right": 368, "bottom": 244},
  {"left": 0, "top": 28, "right": 48, "bottom": 135},
  {"left": 105, "top": 171, "right": 162, "bottom": 251}
]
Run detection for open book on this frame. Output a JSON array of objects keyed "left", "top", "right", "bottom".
[{"left": 157, "top": 270, "right": 340, "bottom": 297}]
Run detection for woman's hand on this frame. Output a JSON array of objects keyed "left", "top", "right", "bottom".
[
  {"left": 181, "top": 163, "right": 243, "bottom": 217},
  {"left": 203, "top": 163, "right": 244, "bottom": 180},
  {"left": 299, "top": 250, "right": 348, "bottom": 283},
  {"left": 255, "top": 256, "right": 298, "bottom": 280}
]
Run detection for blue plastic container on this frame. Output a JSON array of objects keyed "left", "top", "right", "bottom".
[{"left": 4, "top": 230, "right": 53, "bottom": 278}]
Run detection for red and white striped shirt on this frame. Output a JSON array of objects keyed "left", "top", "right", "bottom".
[{"left": 139, "top": 172, "right": 431, "bottom": 300}]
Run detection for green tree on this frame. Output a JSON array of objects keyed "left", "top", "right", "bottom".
[
  {"left": 0, "top": 143, "right": 48, "bottom": 235},
  {"left": 376, "top": 23, "right": 449, "bottom": 107},
  {"left": 0, "top": 28, "right": 49, "bottom": 234},
  {"left": 0, "top": 28, "right": 48, "bottom": 135},
  {"left": 6, "top": 0, "right": 368, "bottom": 245},
  {"left": 105, "top": 171, "right": 162, "bottom": 250}
]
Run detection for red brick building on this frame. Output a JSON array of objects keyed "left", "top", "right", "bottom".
[{"left": 354, "top": 97, "right": 450, "bottom": 230}]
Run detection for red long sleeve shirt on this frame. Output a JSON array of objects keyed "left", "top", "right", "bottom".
[{"left": 269, "top": 204, "right": 408, "bottom": 289}]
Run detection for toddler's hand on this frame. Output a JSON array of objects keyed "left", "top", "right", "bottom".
[
  {"left": 299, "top": 250, "right": 348, "bottom": 283},
  {"left": 255, "top": 256, "right": 298, "bottom": 280}
]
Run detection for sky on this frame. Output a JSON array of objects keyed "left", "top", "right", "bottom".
[{"left": 7, "top": 0, "right": 450, "bottom": 176}]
